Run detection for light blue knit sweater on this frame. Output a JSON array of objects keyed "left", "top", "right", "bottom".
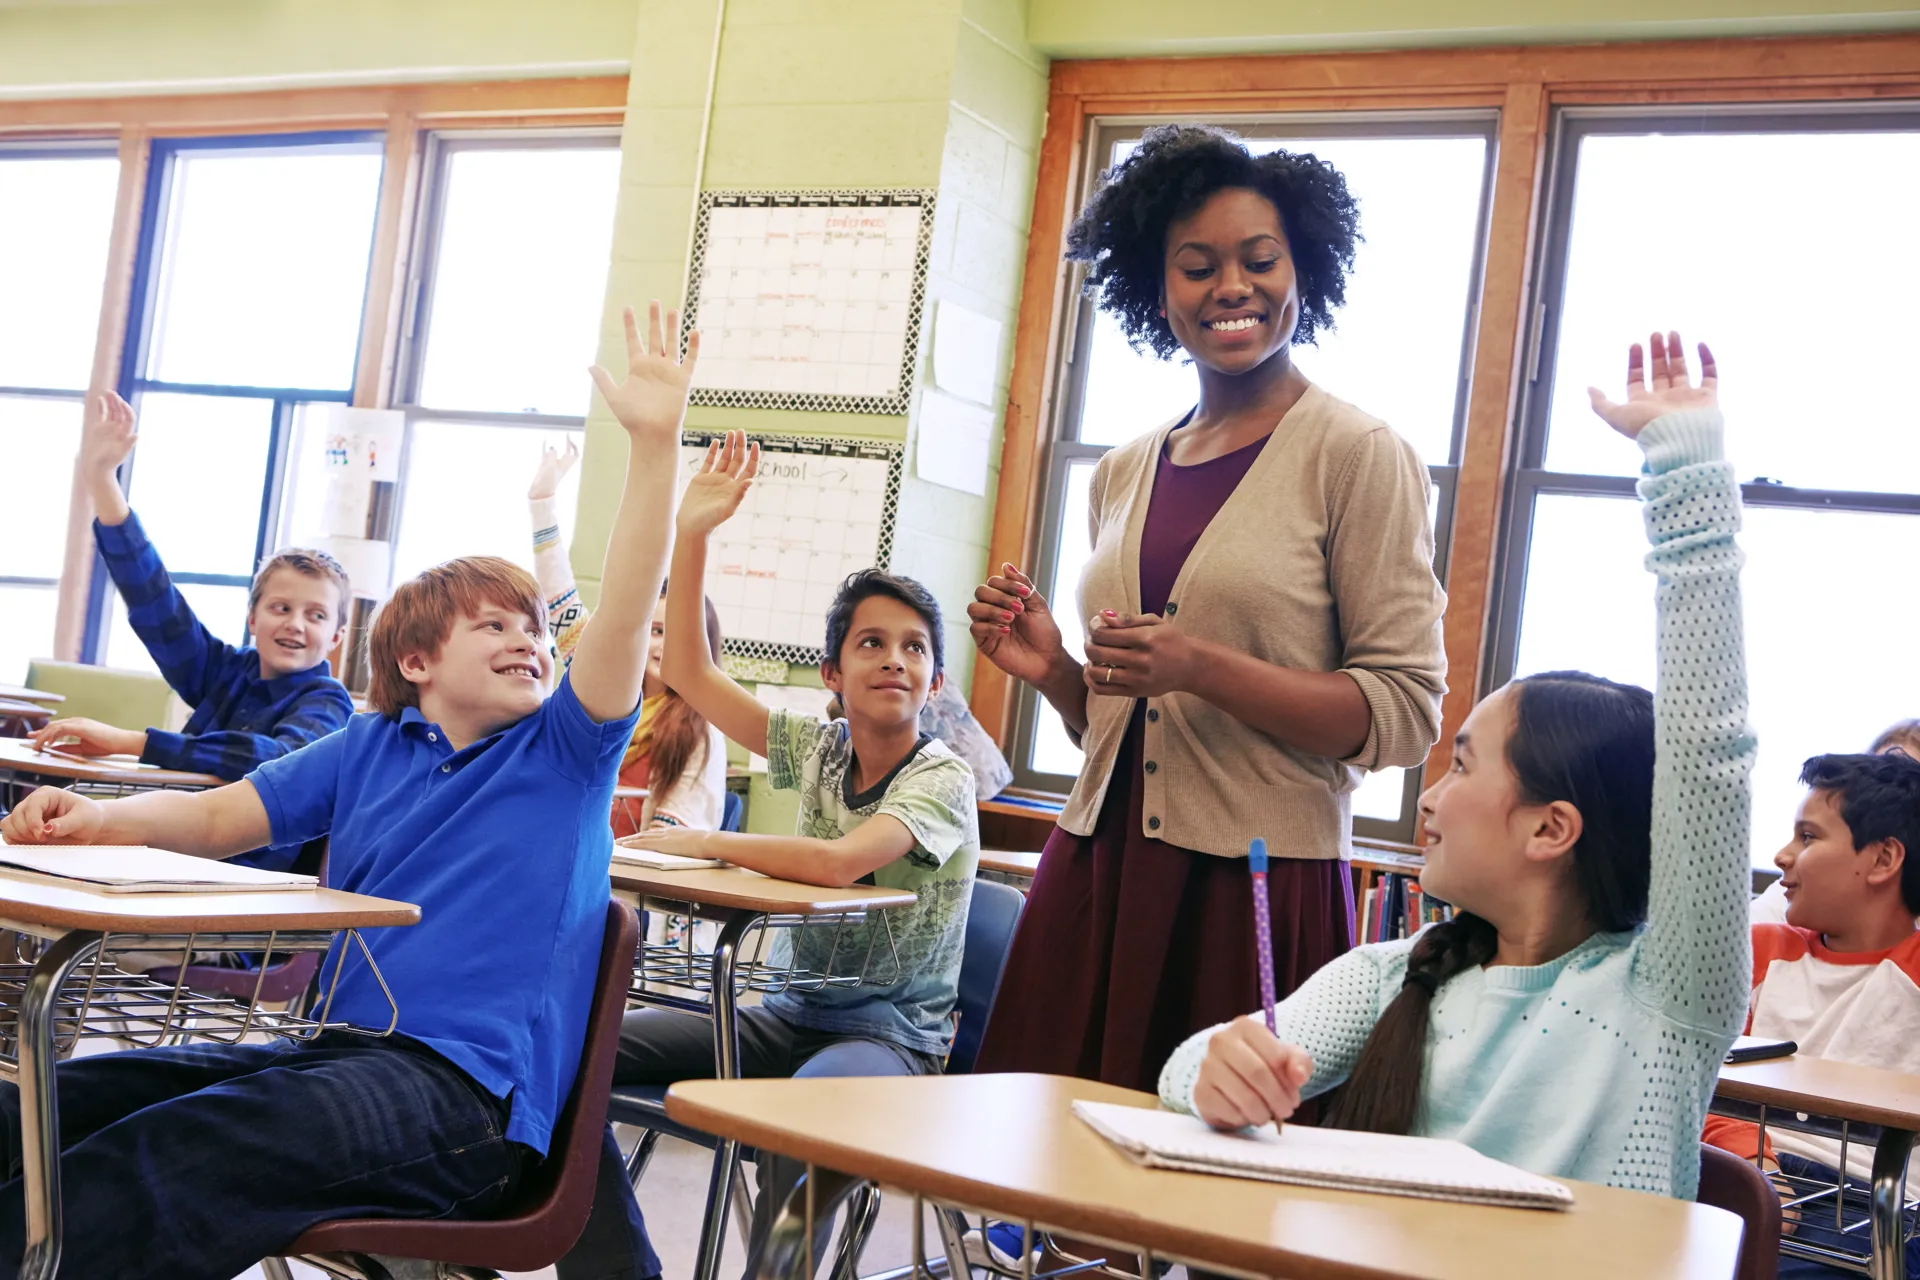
[{"left": 1160, "top": 409, "right": 1755, "bottom": 1200}]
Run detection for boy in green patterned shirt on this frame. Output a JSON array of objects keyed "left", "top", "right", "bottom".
[{"left": 561, "top": 430, "right": 978, "bottom": 1280}]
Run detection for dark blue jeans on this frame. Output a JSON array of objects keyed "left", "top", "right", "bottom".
[
  {"left": 1774, "top": 1151, "right": 1920, "bottom": 1279},
  {"left": 0, "top": 1032, "right": 530, "bottom": 1280},
  {"left": 559, "top": 1006, "right": 938, "bottom": 1280}
]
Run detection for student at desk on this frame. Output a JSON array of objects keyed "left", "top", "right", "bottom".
[
  {"left": 1704, "top": 751, "right": 1920, "bottom": 1278},
  {"left": 560, "top": 431, "right": 980, "bottom": 1279},
  {"left": 0, "top": 300, "right": 692, "bottom": 1280},
  {"left": 527, "top": 439, "right": 728, "bottom": 836},
  {"left": 27, "top": 392, "right": 353, "bottom": 872},
  {"left": 1165, "top": 333, "right": 1755, "bottom": 1203}
]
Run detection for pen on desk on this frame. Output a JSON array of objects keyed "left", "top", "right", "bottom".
[{"left": 1249, "top": 837, "right": 1276, "bottom": 1034}]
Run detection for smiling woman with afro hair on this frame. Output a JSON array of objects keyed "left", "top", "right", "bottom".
[{"left": 967, "top": 123, "right": 1449, "bottom": 1101}]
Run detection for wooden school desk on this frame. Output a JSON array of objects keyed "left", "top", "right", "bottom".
[
  {"left": 0, "top": 700, "right": 53, "bottom": 738},
  {"left": 0, "top": 875, "right": 419, "bottom": 1280},
  {"left": 608, "top": 861, "right": 916, "bottom": 1280},
  {"left": 666, "top": 1073, "right": 1745, "bottom": 1280},
  {"left": 978, "top": 848, "right": 1042, "bottom": 889},
  {"left": 0, "top": 687, "right": 63, "bottom": 707},
  {"left": 1718, "top": 1054, "right": 1920, "bottom": 1280},
  {"left": 0, "top": 738, "right": 224, "bottom": 807},
  {"left": 611, "top": 784, "right": 649, "bottom": 830}
]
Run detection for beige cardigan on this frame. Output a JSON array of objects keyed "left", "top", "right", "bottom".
[{"left": 1059, "top": 384, "right": 1447, "bottom": 860}]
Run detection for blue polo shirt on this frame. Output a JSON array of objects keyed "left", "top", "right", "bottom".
[{"left": 247, "top": 672, "right": 637, "bottom": 1154}]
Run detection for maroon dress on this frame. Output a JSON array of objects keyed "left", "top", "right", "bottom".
[{"left": 973, "top": 431, "right": 1356, "bottom": 1094}]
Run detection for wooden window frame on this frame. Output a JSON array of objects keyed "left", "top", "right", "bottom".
[
  {"left": 0, "top": 76, "right": 628, "bottom": 662},
  {"left": 972, "top": 33, "right": 1920, "bottom": 820}
]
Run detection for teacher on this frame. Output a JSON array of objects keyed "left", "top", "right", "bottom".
[{"left": 968, "top": 124, "right": 1447, "bottom": 1094}]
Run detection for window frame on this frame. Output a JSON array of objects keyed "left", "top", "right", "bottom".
[
  {"left": 1487, "top": 102, "right": 1920, "bottom": 688},
  {"left": 385, "top": 126, "right": 624, "bottom": 589},
  {"left": 1006, "top": 111, "right": 1497, "bottom": 843},
  {"left": 81, "top": 129, "right": 383, "bottom": 660},
  {"left": 0, "top": 141, "right": 122, "bottom": 633}
]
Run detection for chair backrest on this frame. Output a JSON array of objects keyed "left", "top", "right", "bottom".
[
  {"left": 1696, "top": 1143, "right": 1782, "bottom": 1280},
  {"left": 948, "top": 878, "right": 1026, "bottom": 1076},
  {"left": 721, "top": 789, "right": 745, "bottom": 833},
  {"left": 26, "top": 658, "right": 187, "bottom": 730},
  {"left": 286, "top": 899, "right": 641, "bottom": 1272}
]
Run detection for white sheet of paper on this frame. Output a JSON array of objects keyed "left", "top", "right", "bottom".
[
  {"left": 748, "top": 683, "right": 839, "bottom": 772},
  {"left": 915, "top": 389, "right": 992, "bottom": 497},
  {"left": 931, "top": 300, "right": 1003, "bottom": 406},
  {"left": 319, "top": 536, "right": 393, "bottom": 600}
]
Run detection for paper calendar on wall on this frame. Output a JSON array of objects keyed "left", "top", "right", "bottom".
[
  {"left": 682, "top": 190, "right": 934, "bottom": 415},
  {"left": 680, "top": 430, "right": 903, "bottom": 666}
]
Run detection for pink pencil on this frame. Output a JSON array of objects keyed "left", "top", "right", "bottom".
[{"left": 1249, "top": 838, "right": 1276, "bottom": 1034}]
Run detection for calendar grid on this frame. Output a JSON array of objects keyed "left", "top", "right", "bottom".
[
  {"left": 681, "top": 429, "right": 904, "bottom": 667},
  {"left": 680, "top": 190, "right": 934, "bottom": 416}
]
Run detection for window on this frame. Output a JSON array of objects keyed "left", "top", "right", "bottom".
[
  {"left": 1493, "top": 109, "right": 1920, "bottom": 866},
  {"left": 1015, "top": 116, "right": 1497, "bottom": 843},
  {"left": 0, "top": 146, "right": 120, "bottom": 683},
  {"left": 388, "top": 132, "right": 618, "bottom": 587},
  {"left": 88, "top": 133, "right": 384, "bottom": 672}
]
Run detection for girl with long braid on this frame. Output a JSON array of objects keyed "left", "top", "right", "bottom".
[{"left": 1162, "top": 331, "right": 1755, "bottom": 1201}]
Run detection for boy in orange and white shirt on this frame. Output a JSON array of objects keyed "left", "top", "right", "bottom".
[{"left": 1705, "top": 751, "right": 1920, "bottom": 1279}]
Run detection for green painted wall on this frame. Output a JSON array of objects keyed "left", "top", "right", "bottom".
[
  {"left": 575, "top": 0, "right": 1046, "bottom": 832},
  {"left": 1026, "top": 0, "right": 1920, "bottom": 58},
  {"left": 0, "top": 0, "right": 637, "bottom": 96}
]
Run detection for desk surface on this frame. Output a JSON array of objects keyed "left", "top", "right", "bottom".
[
  {"left": 612, "top": 785, "right": 650, "bottom": 800},
  {"left": 0, "top": 738, "right": 225, "bottom": 789},
  {"left": 0, "top": 699, "right": 53, "bottom": 722},
  {"left": 0, "top": 685, "right": 62, "bottom": 706},
  {"left": 0, "top": 874, "right": 420, "bottom": 936},
  {"left": 608, "top": 862, "right": 917, "bottom": 915},
  {"left": 1718, "top": 1053, "right": 1920, "bottom": 1131},
  {"left": 668, "top": 1074, "right": 1743, "bottom": 1280},
  {"left": 979, "top": 848, "right": 1042, "bottom": 877}
]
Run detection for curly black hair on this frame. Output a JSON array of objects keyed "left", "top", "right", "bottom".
[{"left": 1065, "top": 124, "right": 1362, "bottom": 358}]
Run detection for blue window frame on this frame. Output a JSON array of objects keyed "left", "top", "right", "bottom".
[{"left": 84, "top": 131, "right": 385, "bottom": 664}]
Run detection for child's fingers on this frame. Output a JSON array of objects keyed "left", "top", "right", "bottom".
[
  {"left": 667, "top": 306, "right": 683, "bottom": 361},
  {"left": 1194, "top": 1070, "right": 1264, "bottom": 1131},
  {"left": 966, "top": 601, "right": 1018, "bottom": 629},
  {"left": 683, "top": 328, "right": 701, "bottom": 376},
  {"left": 588, "top": 364, "right": 618, "bottom": 405},
  {"left": 646, "top": 300, "right": 666, "bottom": 359},
  {"left": 742, "top": 440, "right": 760, "bottom": 480},
  {"left": 974, "top": 582, "right": 1025, "bottom": 612},
  {"left": 1213, "top": 1032, "right": 1295, "bottom": 1123},
  {"left": 999, "top": 563, "right": 1036, "bottom": 595},
  {"left": 621, "top": 306, "right": 642, "bottom": 363}
]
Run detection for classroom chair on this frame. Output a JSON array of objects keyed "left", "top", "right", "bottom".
[
  {"left": 262, "top": 899, "right": 640, "bottom": 1280},
  {"left": 722, "top": 788, "right": 745, "bottom": 833},
  {"left": 1696, "top": 1143, "right": 1782, "bottom": 1280},
  {"left": 148, "top": 839, "right": 332, "bottom": 1018},
  {"left": 610, "top": 876, "right": 1027, "bottom": 1279},
  {"left": 25, "top": 658, "right": 187, "bottom": 732}
]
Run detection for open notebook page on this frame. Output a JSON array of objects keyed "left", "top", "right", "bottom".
[
  {"left": 0, "top": 843, "right": 317, "bottom": 894},
  {"left": 1074, "top": 1100, "right": 1574, "bottom": 1210}
]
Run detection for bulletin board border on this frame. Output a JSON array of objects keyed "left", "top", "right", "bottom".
[
  {"left": 683, "top": 428, "right": 905, "bottom": 667},
  {"left": 681, "top": 189, "right": 936, "bottom": 416}
]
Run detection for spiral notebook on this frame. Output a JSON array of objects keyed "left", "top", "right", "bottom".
[
  {"left": 1073, "top": 1100, "right": 1575, "bottom": 1210},
  {"left": 612, "top": 847, "right": 725, "bottom": 872},
  {"left": 0, "top": 844, "right": 317, "bottom": 894}
]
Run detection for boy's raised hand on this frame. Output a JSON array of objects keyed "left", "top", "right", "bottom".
[
  {"left": 528, "top": 438, "right": 581, "bottom": 500},
  {"left": 80, "top": 391, "right": 138, "bottom": 477},
  {"left": 1587, "top": 330, "right": 1717, "bottom": 440},
  {"left": 588, "top": 301, "right": 699, "bottom": 449},
  {"left": 677, "top": 430, "right": 759, "bottom": 536}
]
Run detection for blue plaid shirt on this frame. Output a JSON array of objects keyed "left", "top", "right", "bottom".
[{"left": 96, "top": 512, "right": 353, "bottom": 870}]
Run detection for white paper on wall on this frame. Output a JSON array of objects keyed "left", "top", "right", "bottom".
[
  {"left": 915, "top": 389, "right": 992, "bottom": 497},
  {"left": 930, "top": 300, "right": 1003, "bottom": 407}
]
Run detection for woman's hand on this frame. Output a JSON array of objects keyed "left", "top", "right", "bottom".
[
  {"left": 1192, "top": 1015, "right": 1314, "bottom": 1131},
  {"left": 528, "top": 438, "right": 581, "bottom": 500},
  {"left": 967, "top": 564, "right": 1067, "bottom": 687},
  {"left": 617, "top": 827, "right": 714, "bottom": 859},
  {"left": 676, "top": 430, "right": 759, "bottom": 537},
  {"left": 1083, "top": 612, "right": 1199, "bottom": 699},
  {"left": 28, "top": 718, "right": 147, "bottom": 758},
  {"left": 1587, "top": 330, "right": 1717, "bottom": 440},
  {"left": 0, "top": 787, "right": 106, "bottom": 845}
]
